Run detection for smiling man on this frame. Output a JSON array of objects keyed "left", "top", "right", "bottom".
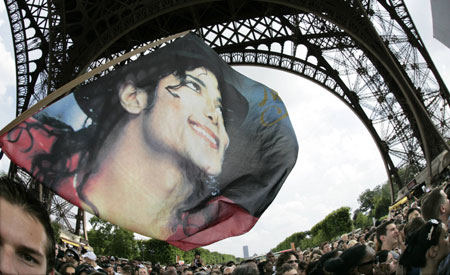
[{"left": 0, "top": 176, "right": 55, "bottom": 274}]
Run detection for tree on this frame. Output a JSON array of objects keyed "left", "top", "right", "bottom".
[{"left": 87, "top": 217, "right": 137, "bottom": 259}]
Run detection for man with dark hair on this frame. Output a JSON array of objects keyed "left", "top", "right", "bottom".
[
  {"left": 275, "top": 251, "right": 299, "bottom": 270},
  {"left": 422, "top": 187, "right": 450, "bottom": 222},
  {"left": 376, "top": 220, "right": 399, "bottom": 252},
  {"left": 320, "top": 242, "right": 331, "bottom": 254},
  {"left": 0, "top": 176, "right": 56, "bottom": 274}
]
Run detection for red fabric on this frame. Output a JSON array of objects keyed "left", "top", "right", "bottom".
[
  {"left": 0, "top": 117, "right": 82, "bottom": 207},
  {"left": 167, "top": 196, "right": 258, "bottom": 250},
  {"left": 1, "top": 117, "right": 258, "bottom": 250}
]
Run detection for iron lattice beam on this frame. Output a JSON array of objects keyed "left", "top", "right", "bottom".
[{"left": 5, "top": 0, "right": 449, "bottom": 208}]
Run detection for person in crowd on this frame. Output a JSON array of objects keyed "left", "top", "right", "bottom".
[
  {"left": 230, "top": 264, "right": 258, "bottom": 275},
  {"left": 0, "top": 176, "right": 56, "bottom": 274},
  {"left": 376, "top": 220, "right": 400, "bottom": 252},
  {"left": 64, "top": 248, "right": 81, "bottom": 267},
  {"left": 183, "top": 267, "right": 194, "bottom": 275},
  {"left": 223, "top": 266, "right": 234, "bottom": 275},
  {"left": 375, "top": 250, "right": 398, "bottom": 275},
  {"left": 192, "top": 252, "right": 204, "bottom": 268},
  {"left": 138, "top": 265, "right": 149, "bottom": 275},
  {"left": 399, "top": 219, "right": 450, "bottom": 275},
  {"left": 266, "top": 251, "right": 276, "bottom": 264},
  {"left": 59, "top": 262, "right": 77, "bottom": 275},
  {"left": 422, "top": 187, "right": 450, "bottom": 222},
  {"left": 406, "top": 207, "right": 422, "bottom": 222},
  {"left": 276, "top": 251, "right": 299, "bottom": 270},
  {"left": 324, "top": 244, "right": 376, "bottom": 275},
  {"left": 275, "top": 263, "right": 298, "bottom": 275},
  {"left": 122, "top": 265, "right": 133, "bottom": 275},
  {"left": 75, "top": 263, "right": 96, "bottom": 275},
  {"left": 257, "top": 260, "right": 273, "bottom": 275},
  {"left": 83, "top": 251, "right": 101, "bottom": 270},
  {"left": 307, "top": 250, "right": 342, "bottom": 275}
]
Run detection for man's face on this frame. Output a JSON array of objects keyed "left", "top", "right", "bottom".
[
  {"left": 139, "top": 267, "right": 149, "bottom": 275},
  {"left": 266, "top": 253, "right": 275, "bottom": 263},
  {"left": 106, "top": 266, "right": 114, "bottom": 275},
  {"left": 382, "top": 223, "right": 399, "bottom": 248},
  {"left": 407, "top": 210, "right": 421, "bottom": 221},
  {"left": 286, "top": 254, "right": 298, "bottom": 269},
  {"left": 223, "top": 266, "right": 234, "bottom": 275},
  {"left": 322, "top": 243, "right": 331, "bottom": 253},
  {"left": 0, "top": 198, "right": 49, "bottom": 274},
  {"left": 440, "top": 190, "right": 450, "bottom": 217},
  {"left": 146, "top": 67, "right": 230, "bottom": 176}
]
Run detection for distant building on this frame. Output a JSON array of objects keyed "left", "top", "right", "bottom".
[{"left": 243, "top": 245, "right": 249, "bottom": 258}]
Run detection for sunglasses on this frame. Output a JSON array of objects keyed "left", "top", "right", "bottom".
[{"left": 287, "top": 260, "right": 299, "bottom": 264}]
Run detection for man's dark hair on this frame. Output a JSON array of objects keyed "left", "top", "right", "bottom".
[
  {"left": 406, "top": 207, "right": 421, "bottom": 222},
  {"left": 59, "top": 262, "right": 76, "bottom": 275},
  {"left": 231, "top": 265, "right": 258, "bottom": 275},
  {"left": 0, "top": 176, "right": 55, "bottom": 273},
  {"left": 422, "top": 188, "right": 445, "bottom": 220},
  {"left": 275, "top": 251, "right": 299, "bottom": 270},
  {"left": 376, "top": 220, "right": 394, "bottom": 251}
]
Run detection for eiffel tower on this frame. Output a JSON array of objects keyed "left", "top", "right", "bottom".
[{"left": 4, "top": 0, "right": 449, "bottom": 235}]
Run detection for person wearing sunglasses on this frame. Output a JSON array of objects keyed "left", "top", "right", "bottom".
[
  {"left": 59, "top": 262, "right": 76, "bottom": 275},
  {"left": 276, "top": 251, "right": 300, "bottom": 271},
  {"left": 399, "top": 219, "right": 450, "bottom": 275},
  {"left": 324, "top": 244, "right": 376, "bottom": 275}
]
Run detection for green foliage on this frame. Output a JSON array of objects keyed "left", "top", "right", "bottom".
[
  {"left": 139, "top": 240, "right": 236, "bottom": 265},
  {"left": 51, "top": 221, "right": 61, "bottom": 243},
  {"left": 87, "top": 217, "right": 137, "bottom": 259},
  {"left": 87, "top": 217, "right": 235, "bottom": 264},
  {"left": 273, "top": 207, "right": 352, "bottom": 251},
  {"left": 354, "top": 211, "right": 372, "bottom": 229}
]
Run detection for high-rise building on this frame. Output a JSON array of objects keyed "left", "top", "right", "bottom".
[{"left": 243, "top": 245, "right": 249, "bottom": 258}]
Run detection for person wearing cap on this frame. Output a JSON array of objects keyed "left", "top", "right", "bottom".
[
  {"left": 64, "top": 247, "right": 80, "bottom": 267},
  {"left": 83, "top": 251, "right": 101, "bottom": 270}
]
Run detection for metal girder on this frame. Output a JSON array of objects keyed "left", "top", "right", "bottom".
[{"left": 5, "top": 0, "right": 449, "bottom": 206}]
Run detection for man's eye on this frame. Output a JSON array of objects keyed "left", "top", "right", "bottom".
[
  {"left": 20, "top": 253, "right": 39, "bottom": 265},
  {"left": 185, "top": 81, "right": 201, "bottom": 93}
]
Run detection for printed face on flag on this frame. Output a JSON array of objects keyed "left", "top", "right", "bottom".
[{"left": 0, "top": 34, "right": 298, "bottom": 250}]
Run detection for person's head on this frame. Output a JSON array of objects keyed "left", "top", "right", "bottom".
[
  {"left": 223, "top": 266, "right": 234, "bottom": 275},
  {"left": 75, "top": 263, "right": 96, "bottom": 275},
  {"left": 406, "top": 207, "right": 421, "bottom": 222},
  {"left": 376, "top": 220, "right": 399, "bottom": 251},
  {"left": 307, "top": 250, "right": 341, "bottom": 275},
  {"left": 59, "top": 262, "right": 77, "bottom": 275},
  {"left": 82, "top": 251, "right": 97, "bottom": 266},
  {"left": 183, "top": 268, "right": 194, "bottom": 275},
  {"left": 275, "top": 263, "right": 298, "bottom": 275},
  {"left": 65, "top": 248, "right": 80, "bottom": 264},
  {"left": 320, "top": 242, "right": 331, "bottom": 254},
  {"left": 404, "top": 216, "right": 426, "bottom": 237},
  {"left": 257, "top": 260, "right": 273, "bottom": 275},
  {"left": 276, "top": 251, "right": 299, "bottom": 270},
  {"left": 324, "top": 244, "right": 376, "bottom": 275},
  {"left": 266, "top": 251, "right": 276, "bottom": 263},
  {"left": 230, "top": 264, "right": 258, "bottom": 275},
  {"left": 0, "top": 176, "right": 56, "bottom": 274},
  {"left": 422, "top": 188, "right": 450, "bottom": 221},
  {"left": 376, "top": 250, "right": 397, "bottom": 274},
  {"left": 399, "top": 219, "right": 450, "bottom": 268},
  {"left": 138, "top": 265, "right": 149, "bottom": 275}
]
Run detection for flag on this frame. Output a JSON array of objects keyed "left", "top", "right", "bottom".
[{"left": 0, "top": 33, "right": 298, "bottom": 250}]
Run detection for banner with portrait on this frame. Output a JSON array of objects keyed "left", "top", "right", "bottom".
[{"left": 0, "top": 33, "right": 298, "bottom": 250}]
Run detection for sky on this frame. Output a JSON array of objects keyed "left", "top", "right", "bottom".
[{"left": 0, "top": 1, "right": 449, "bottom": 258}]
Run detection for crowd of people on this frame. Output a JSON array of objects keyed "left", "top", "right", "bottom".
[{"left": 2, "top": 174, "right": 450, "bottom": 275}]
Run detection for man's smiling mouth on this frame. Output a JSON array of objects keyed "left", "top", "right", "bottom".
[{"left": 189, "top": 119, "right": 219, "bottom": 149}]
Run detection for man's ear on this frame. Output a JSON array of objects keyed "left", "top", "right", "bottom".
[
  {"left": 428, "top": 245, "right": 438, "bottom": 258},
  {"left": 119, "top": 82, "right": 148, "bottom": 114}
]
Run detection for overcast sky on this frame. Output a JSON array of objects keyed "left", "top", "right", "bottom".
[{"left": 0, "top": 1, "right": 448, "bottom": 258}]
